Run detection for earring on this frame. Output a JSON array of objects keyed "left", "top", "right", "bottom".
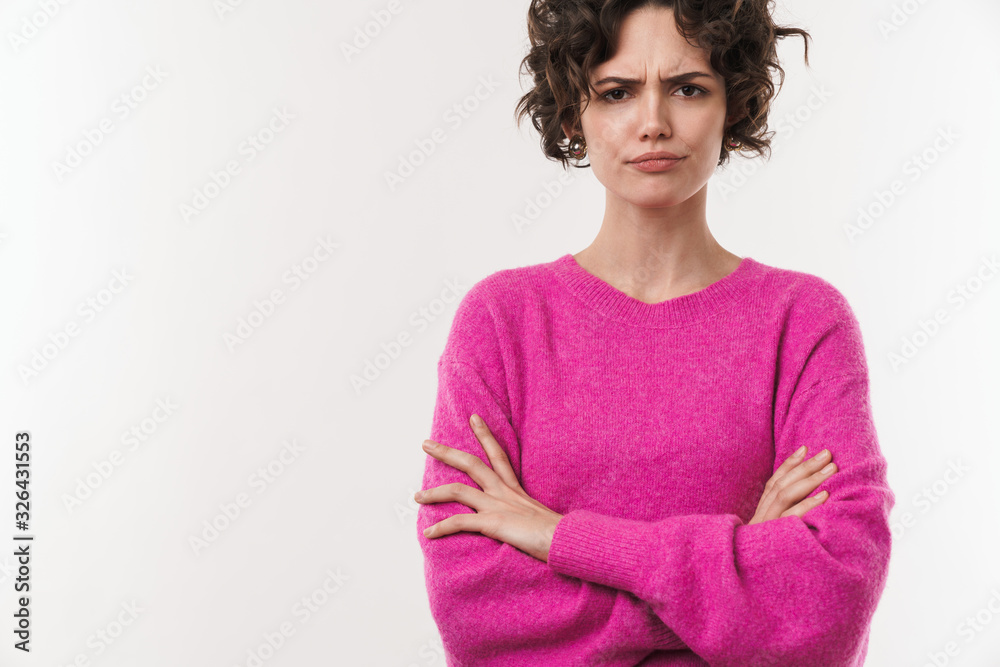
[
  {"left": 568, "top": 134, "right": 587, "bottom": 159},
  {"left": 725, "top": 134, "right": 744, "bottom": 152}
]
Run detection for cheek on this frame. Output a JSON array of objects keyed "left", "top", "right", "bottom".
[
  {"left": 587, "top": 121, "right": 630, "bottom": 172},
  {"left": 586, "top": 123, "right": 618, "bottom": 156},
  {"left": 683, "top": 120, "right": 724, "bottom": 163}
]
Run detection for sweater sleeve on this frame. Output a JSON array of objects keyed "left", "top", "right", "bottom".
[
  {"left": 417, "top": 282, "right": 690, "bottom": 665},
  {"left": 546, "top": 279, "right": 896, "bottom": 666}
]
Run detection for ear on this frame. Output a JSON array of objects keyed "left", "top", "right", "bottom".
[
  {"left": 724, "top": 108, "right": 747, "bottom": 130},
  {"left": 561, "top": 120, "right": 579, "bottom": 141}
]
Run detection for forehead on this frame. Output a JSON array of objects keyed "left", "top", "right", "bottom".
[{"left": 592, "top": 7, "right": 715, "bottom": 79}]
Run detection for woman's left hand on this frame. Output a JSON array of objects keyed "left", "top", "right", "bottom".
[{"left": 416, "top": 413, "right": 563, "bottom": 563}]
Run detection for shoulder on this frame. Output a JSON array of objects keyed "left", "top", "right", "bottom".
[
  {"left": 748, "top": 257, "right": 869, "bottom": 385},
  {"left": 748, "top": 257, "right": 860, "bottom": 331},
  {"left": 437, "top": 257, "right": 557, "bottom": 404},
  {"left": 465, "top": 256, "right": 556, "bottom": 303},
  {"left": 440, "top": 255, "right": 557, "bottom": 365}
]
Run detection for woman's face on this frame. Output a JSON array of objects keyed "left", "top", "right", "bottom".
[{"left": 564, "top": 6, "right": 735, "bottom": 209}]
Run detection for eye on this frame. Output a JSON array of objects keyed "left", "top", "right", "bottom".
[
  {"left": 677, "top": 85, "right": 707, "bottom": 98},
  {"left": 601, "top": 88, "right": 631, "bottom": 103},
  {"left": 600, "top": 85, "right": 707, "bottom": 103}
]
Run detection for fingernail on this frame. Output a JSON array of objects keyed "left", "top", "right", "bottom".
[
  {"left": 821, "top": 462, "right": 836, "bottom": 474},
  {"left": 422, "top": 440, "right": 436, "bottom": 451},
  {"left": 794, "top": 445, "right": 806, "bottom": 457},
  {"left": 470, "top": 414, "right": 483, "bottom": 427},
  {"left": 816, "top": 449, "right": 831, "bottom": 462},
  {"left": 414, "top": 491, "right": 424, "bottom": 500}
]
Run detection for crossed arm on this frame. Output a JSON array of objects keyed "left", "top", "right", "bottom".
[{"left": 416, "top": 358, "right": 893, "bottom": 666}]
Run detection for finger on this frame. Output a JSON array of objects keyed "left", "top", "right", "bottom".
[
  {"left": 415, "top": 483, "right": 490, "bottom": 511},
  {"left": 779, "top": 490, "right": 829, "bottom": 520},
  {"left": 422, "top": 510, "right": 487, "bottom": 539},
  {"left": 765, "top": 448, "right": 834, "bottom": 498},
  {"left": 756, "top": 453, "right": 836, "bottom": 522},
  {"left": 422, "top": 439, "right": 502, "bottom": 492},
  {"left": 773, "top": 461, "right": 838, "bottom": 507},
  {"left": 753, "top": 479, "right": 832, "bottom": 525},
  {"left": 763, "top": 445, "right": 809, "bottom": 493},
  {"left": 469, "top": 414, "right": 523, "bottom": 492}
]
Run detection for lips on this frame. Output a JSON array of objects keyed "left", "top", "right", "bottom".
[
  {"left": 630, "top": 151, "right": 682, "bottom": 162},
  {"left": 629, "top": 155, "right": 685, "bottom": 173}
]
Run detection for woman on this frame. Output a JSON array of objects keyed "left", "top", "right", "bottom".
[{"left": 415, "top": 1, "right": 894, "bottom": 665}]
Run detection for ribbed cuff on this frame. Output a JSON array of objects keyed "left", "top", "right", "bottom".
[
  {"left": 548, "top": 510, "right": 689, "bottom": 651},
  {"left": 548, "top": 510, "right": 651, "bottom": 594}
]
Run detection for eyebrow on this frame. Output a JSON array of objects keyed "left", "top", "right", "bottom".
[{"left": 592, "top": 71, "right": 714, "bottom": 87}]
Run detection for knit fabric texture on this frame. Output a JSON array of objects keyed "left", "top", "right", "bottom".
[{"left": 417, "top": 253, "right": 895, "bottom": 666}]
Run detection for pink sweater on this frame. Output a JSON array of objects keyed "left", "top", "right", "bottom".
[{"left": 417, "top": 253, "right": 895, "bottom": 666}]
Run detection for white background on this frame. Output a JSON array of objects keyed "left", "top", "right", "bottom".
[{"left": 1, "top": 0, "right": 998, "bottom": 665}]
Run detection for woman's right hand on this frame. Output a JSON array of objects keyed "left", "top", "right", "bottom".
[{"left": 748, "top": 446, "right": 837, "bottom": 525}]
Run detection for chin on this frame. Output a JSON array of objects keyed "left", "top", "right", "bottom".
[
  {"left": 633, "top": 197, "right": 688, "bottom": 209},
  {"left": 618, "top": 185, "right": 695, "bottom": 209}
]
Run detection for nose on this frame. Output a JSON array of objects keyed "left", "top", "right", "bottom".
[{"left": 638, "top": 89, "right": 672, "bottom": 140}]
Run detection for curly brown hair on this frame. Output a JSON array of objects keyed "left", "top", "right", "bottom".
[{"left": 513, "top": 0, "right": 812, "bottom": 170}]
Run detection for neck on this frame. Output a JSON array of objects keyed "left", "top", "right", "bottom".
[{"left": 573, "top": 185, "right": 741, "bottom": 304}]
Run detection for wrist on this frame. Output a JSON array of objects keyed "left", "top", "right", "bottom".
[{"left": 541, "top": 512, "right": 563, "bottom": 563}]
